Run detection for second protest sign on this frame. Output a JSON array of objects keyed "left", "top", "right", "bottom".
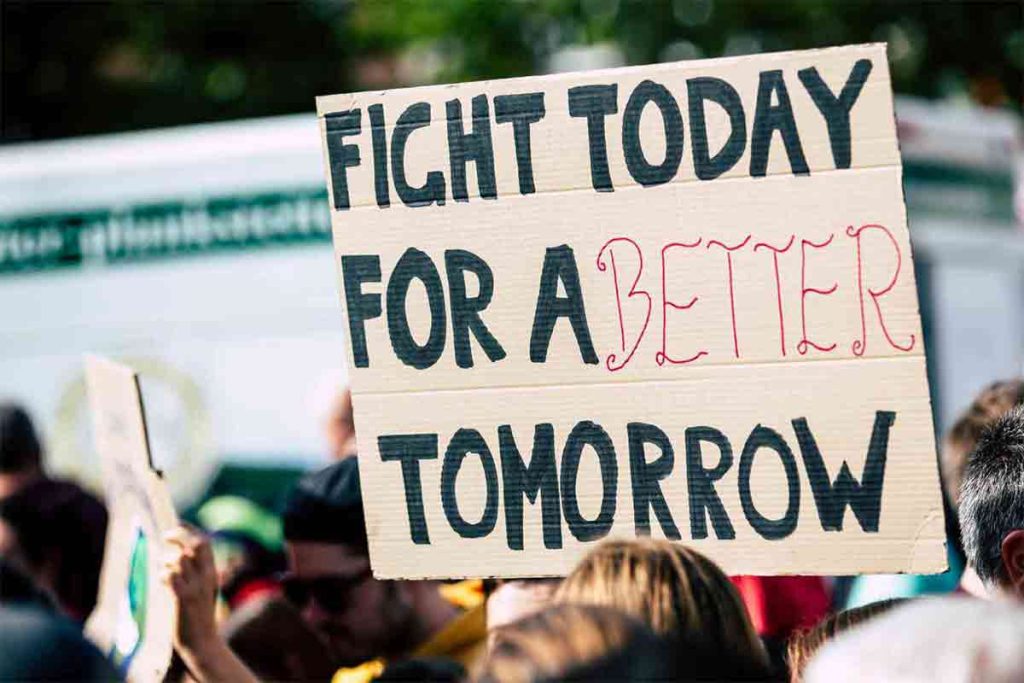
[{"left": 317, "top": 44, "right": 945, "bottom": 578}]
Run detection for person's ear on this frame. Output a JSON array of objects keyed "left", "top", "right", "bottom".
[{"left": 999, "top": 529, "right": 1024, "bottom": 596}]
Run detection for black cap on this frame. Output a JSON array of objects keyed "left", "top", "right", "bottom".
[{"left": 282, "top": 457, "right": 368, "bottom": 551}]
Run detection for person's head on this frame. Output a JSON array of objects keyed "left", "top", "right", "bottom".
[
  {"left": 196, "top": 495, "right": 285, "bottom": 609},
  {"left": 282, "top": 458, "right": 448, "bottom": 666},
  {"left": 944, "top": 379, "right": 1024, "bottom": 509},
  {"left": 0, "top": 479, "right": 108, "bottom": 621},
  {"left": 0, "top": 604, "right": 119, "bottom": 681},
  {"left": 554, "top": 539, "right": 768, "bottom": 670},
  {"left": 805, "top": 597, "right": 1024, "bottom": 682},
  {"left": 786, "top": 599, "right": 907, "bottom": 682},
  {"left": 479, "top": 603, "right": 670, "bottom": 683},
  {"left": 326, "top": 388, "right": 356, "bottom": 460},
  {"left": 960, "top": 405, "right": 1024, "bottom": 597},
  {"left": 0, "top": 404, "right": 43, "bottom": 497}
]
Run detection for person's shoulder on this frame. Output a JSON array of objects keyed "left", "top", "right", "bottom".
[
  {"left": 439, "top": 578, "right": 484, "bottom": 610},
  {"left": 0, "top": 604, "right": 118, "bottom": 680},
  {"left": 11, "top": 476, "right": 102, "bottom": 504},
  {"left": 37, "top": 477, "right": 108, "bottom": 518},
  {"left": 414, "top": 601, "right": 487, "bottom": 666}
]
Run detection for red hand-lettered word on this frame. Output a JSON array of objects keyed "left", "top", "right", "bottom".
[{"left": 593, "top": 223, "right": 915, "bottom": 371}]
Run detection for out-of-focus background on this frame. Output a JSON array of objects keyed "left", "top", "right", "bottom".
[{"left": 1, "top": 0, "right": 1022, "bottom": 513}]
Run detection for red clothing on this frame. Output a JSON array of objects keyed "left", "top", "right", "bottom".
[{"left": 730, "top": 576, "right": 831, "bottom": 638}]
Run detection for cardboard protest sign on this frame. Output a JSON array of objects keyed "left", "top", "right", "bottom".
[
  {"left": 84, "top": 356, "right": 178, "bottom": 682},
  {"left": 317, "top": 44, "right": 945, "bottom": 578}
]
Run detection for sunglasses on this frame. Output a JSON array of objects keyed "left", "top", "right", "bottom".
[{"left": 280, "top": 567, "right": 373, "bottom": 613}]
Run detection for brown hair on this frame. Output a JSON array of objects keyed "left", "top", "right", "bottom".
[
  {"left": 944, "top": 379, "right": 1024, "bottom": 507},
  {"left": 786, "top": 598, "right": 907, "bottom": 682},
  {"left": 478, "top": 603, "right": 659, "bottom": 683},
  {"left": 553, "top": 539, "right": 768, "bottom": 669}
]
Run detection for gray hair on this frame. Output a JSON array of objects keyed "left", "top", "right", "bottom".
[
  {"left": 959, "top": 404, "right": 1024, "bottom": 584},
  {"left": 805, "top": 597, "right": 1024, "bottom": 683}
]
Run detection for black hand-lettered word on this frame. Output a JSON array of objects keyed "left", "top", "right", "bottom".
[
  {"left": 323, "top": 59, "right": 872, "bottom": 207},
  {"left": 378, "top": 410, "right": 895, "bottom": 548},
  {"left": 342, "top": 248, "right": 506, "bottom": 369},
  {"left": 571, "top": 59, "right": 872, "bottom": 191},
  {"left": 343, "top": 245, "right": 598, "bottom": 369},
  {"left": 325, "top": 92, "right": 546, "bottom": 210}
]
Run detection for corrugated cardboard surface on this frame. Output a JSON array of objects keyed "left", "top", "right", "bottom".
[{"left": 317, "top": 44, "right": 944, "bottom": 578}]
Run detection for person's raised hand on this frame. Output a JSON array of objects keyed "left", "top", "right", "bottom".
[
  {"left": 162, "top": 525, "right": 218, "bottom": 652},
  {"left": 160, "top": 525, "right": 260, "bottom": 683}
]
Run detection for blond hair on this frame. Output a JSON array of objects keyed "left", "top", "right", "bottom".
[
  {"left": 553, "top": 539, "right": 767, "bottom": 668},
  {"left": 478, "top": 604, "right": 656, "bottom": 683}
]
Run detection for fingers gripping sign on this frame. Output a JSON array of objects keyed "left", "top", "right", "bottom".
[
  {"left": 161, "top": 525, "right": 258, "bottom": 683},
  {"left": 161, "top": 526, "right": 218, "bottom": 651}
]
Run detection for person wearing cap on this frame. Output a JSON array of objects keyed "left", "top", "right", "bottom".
[
  {"left": 164, "top": 458, "right": 485, "bottom": 683},
  {"left": 281, "top": 457, "right": 485, "bottom": 682},
  {"left": 196, "top": 496, "right": 286, "bottom": 612}
]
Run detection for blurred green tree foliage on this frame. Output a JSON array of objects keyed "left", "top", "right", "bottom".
[{"left": 2, "top": 0, "right": 1020, "bottom": 143}]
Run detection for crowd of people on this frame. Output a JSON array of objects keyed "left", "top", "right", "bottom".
[{"left": 5, "top": 380, "right": 1024, "bottom": 681}]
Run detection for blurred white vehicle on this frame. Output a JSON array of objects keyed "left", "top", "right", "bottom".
[{"left": 0, "top": 114, "right": 341, "bottom": 503}]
